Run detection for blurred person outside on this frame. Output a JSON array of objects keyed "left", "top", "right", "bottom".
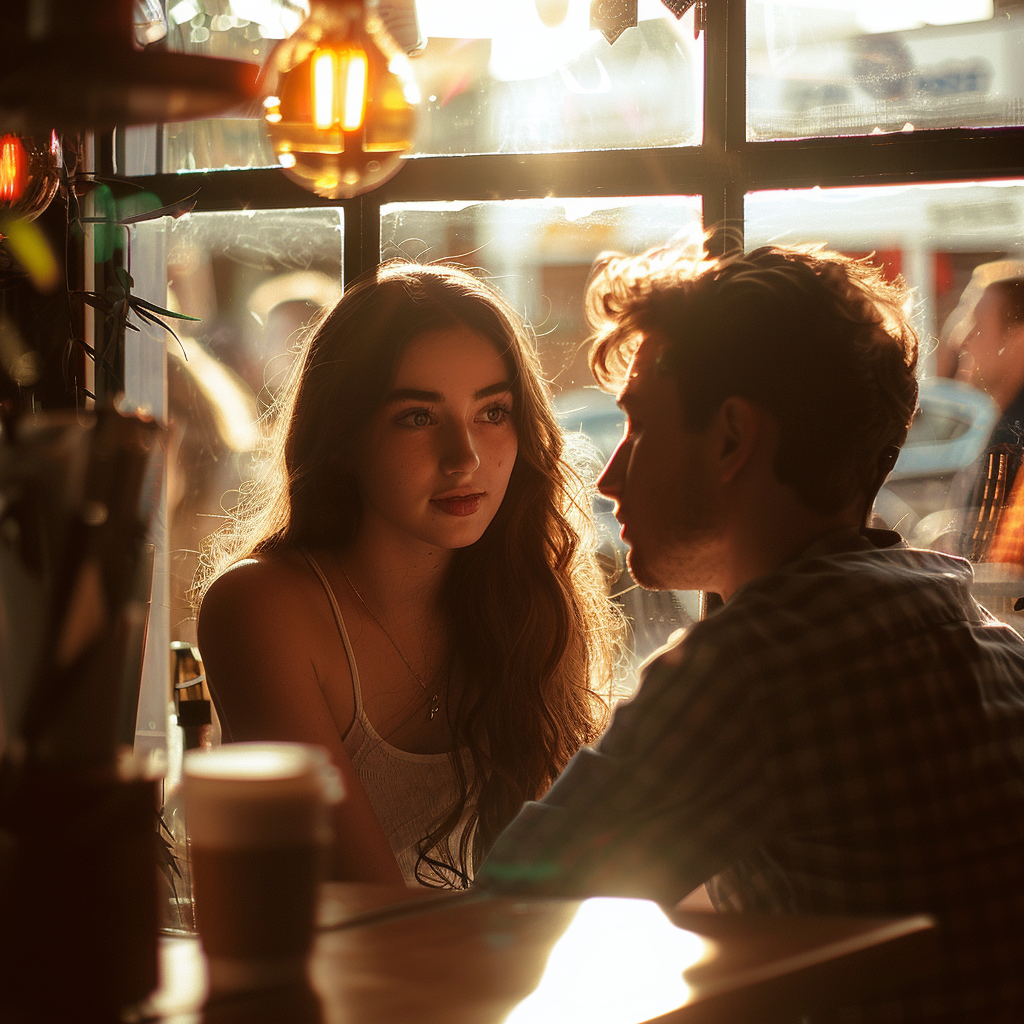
[
  {"left": 166, "top": 338, "right": 259, "bottom": 644},
  {"left": 246, "top": 271, "right": 341, "bottom": 413},
  {"left": 479, "top": 243, "right": 1024, "bottom": 1024},
  {"left": 939, "top": 263, "right": 1024, "bottom": 567}
]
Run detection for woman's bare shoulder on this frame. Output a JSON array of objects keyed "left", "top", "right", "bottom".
[
  {"left": 196, "top": 549, "right": 358, "bottom": 754},
  {"left": 199, "top": 550, "right": 321, "bottom": 634}
]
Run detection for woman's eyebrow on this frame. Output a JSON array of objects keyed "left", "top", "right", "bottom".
[
  {"left": 387, "top": 387, "right": 443, "bottom": 404},
  {"left": 474, "top": 381, "right": 512, "bottom": 400},
  {"left": 385, "top": 381, "right": 512, "bottom": 404}
]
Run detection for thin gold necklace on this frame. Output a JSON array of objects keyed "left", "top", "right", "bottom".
[{"left": 338, "top": 563, "right": 441, "bottom": 721}]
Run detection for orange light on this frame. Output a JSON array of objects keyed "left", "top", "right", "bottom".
[
  {"left": 0, "top": 135, "right": 28, "bottom": 204},
  {"left": 312, "top": 49, "right": 337, "bottom": 128},
  {"left": 261, "top": 3, "right": 419, "bottom": 200},
  {"left": 342, "top": 49, "right": 368, "bottom": 131},
  {"left": 310, "top": 46, "right": 369, "bottom": 132}
]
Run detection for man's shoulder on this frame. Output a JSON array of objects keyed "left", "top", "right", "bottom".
[
  {"left": 650, "top": 545, "right": 994, "bottom": 687},
  {"left": 734, "top": 543, "right": 979, "bottom": 628}
]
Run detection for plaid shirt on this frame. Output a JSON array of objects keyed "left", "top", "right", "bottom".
[{"left": 480, "top": 529, "right": 1024, "bottom": 1023}]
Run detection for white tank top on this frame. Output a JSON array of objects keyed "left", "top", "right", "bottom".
[{"left": 304, "top": 553, "right": 474, "bottom": 887}]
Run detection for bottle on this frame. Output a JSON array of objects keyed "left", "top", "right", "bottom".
[
  {"left": 172, "top": 640, "right": 214, "bottom": 752},
  {"left": 176, "top": 699, "right": 212, "bottom": 755}
]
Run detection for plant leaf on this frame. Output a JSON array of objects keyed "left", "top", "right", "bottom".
[
  {"left": 131, "top": 305, "right": 165, "bottom": 329},
  {"left": 131, "top": 295, "right": 202, "bottom": 321},
  {"left": 114, "top": 266, "right": 134, "bottom": 293},
  {"left": 119, "top": 191, "right": 200, "bottom": 224},
  {"left": 70, "top": 337, "right": 96, "bottom": 361},
  {"left": 71, "top": 290, "right": 115, "bottom": 313},
  {"left": 132, "top": 305, "right": 189, "bottom": 354}
]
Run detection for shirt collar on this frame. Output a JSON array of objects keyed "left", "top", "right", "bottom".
[
  {"left": 795, "top": 525, "right": 905, "bottom": 563},
  {"left": 723, "top": 527, "right": 906, "bottom": 607}
]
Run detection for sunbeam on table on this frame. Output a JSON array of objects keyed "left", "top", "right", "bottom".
[{"left": 503, "top": 898, "right": 710, "bottom": 1024}]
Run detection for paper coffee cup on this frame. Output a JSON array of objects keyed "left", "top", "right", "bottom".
[{"left": 183, "top": 742, "right": 344, "bottom": 994}]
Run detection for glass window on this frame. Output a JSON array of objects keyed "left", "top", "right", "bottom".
[
  {"left": 383, "top": 196, "right": 705, "bottom": 673},
  {"left": 382, "top": 196, "right": 703, "bottom": 391},
  {"left": 130, "top": 207, "right": 344, "bottom": 652},
  {"left": 748, "top": 1, "right": 1024, "bottom": 140},
  {"left": 116, "top": 0, "right": 1024, "bottom": 737},
  {"left": 123, "top": 0, "right": 703, "bottom": 175},
  {"left": 746, "top": 181, "right": 1024, "bottom": 627},
  {"left": 407, "top": 0, "right": 702, "bottom": 155}
]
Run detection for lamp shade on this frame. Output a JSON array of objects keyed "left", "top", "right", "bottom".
[{"left": 261, "top": 0, "right": 420, "bottom": 200}]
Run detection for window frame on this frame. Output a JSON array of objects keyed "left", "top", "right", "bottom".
[
  {"left": 115, "top": 0, "right": 1024, "bottom": 281},
  {"left": 111, "top": 0, "right": 1024, "bottom": 747}
]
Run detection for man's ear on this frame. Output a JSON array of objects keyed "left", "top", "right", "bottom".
[{"left": 712, "top": 396, "right": 770, "bottom": 484}]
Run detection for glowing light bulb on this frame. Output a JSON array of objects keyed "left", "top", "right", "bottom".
[
  {"left": 261, "top": 1, "right": 420, "bottom": 200},
  {"left": 0, "top": 131, "right": 62, "bottom": 220},
  {"left": 0, "top": 137, "right": 27, "bottom": 204}
]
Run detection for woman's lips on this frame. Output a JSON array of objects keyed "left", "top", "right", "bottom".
[{"left": 431, "top": 493, "right": 483, "bottom": 517}]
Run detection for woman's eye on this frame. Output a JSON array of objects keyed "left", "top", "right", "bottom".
[
  {"left": 481, "top": 404, "right": 511, "bottom": 424},
  {"left": 399, "top": 409, "right": 432, "bottom": 428}
]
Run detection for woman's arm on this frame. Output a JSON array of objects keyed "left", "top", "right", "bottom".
[{"left": 197, "top": 559, "right": 405, "bottom": 885}]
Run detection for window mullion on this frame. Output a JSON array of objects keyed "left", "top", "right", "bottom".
[
  {"left": 344, "top": 196, "right": 383, "bottom": 285},
  {"left": 704, "top": 0, "right": 747, "bottom": 254}
]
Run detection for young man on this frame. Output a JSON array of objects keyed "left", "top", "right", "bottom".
[{"left": 478, "top": 244, "right": 1024, "bottom": 1023}]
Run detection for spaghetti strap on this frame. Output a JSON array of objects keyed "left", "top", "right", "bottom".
[
  {"left": 300, "top": 553, "right": 472, "bottom": 887},
  {"left": 302, "top": 550, "right": 365, "bottom": 721}
]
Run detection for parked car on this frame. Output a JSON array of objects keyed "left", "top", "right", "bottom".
[{"left": 882, "top": 375, "right": 999, "bottom": 541}]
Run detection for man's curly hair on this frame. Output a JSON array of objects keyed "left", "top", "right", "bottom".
[{"left": 587, "top": 243, "right": 920, "bottom": 516}]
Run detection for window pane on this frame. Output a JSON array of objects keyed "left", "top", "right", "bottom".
[
  {"left": 383, "top": 196, "right": 702, "bottom": 388},
  {"left": 748, "top": 1, "right": 1022, "bottom": 140},
  {"left": 383, "top": 196, "right": 704, "bottom": 674},
  {"left": 123, "top": 0, "right": 702, "bottom": 175},
  {"left": 408, "top": 0, "right": 702, "bottom": 155},
  {"left": 746, "top": 182, "right": 1024, "bottom": 628},
  {"left": 131, "top": 207, "right": 345, "bottom": 648}
]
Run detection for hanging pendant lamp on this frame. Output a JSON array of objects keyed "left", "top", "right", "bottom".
[{"left": 261, "top": 0, "right": 420, "bottom": 200}]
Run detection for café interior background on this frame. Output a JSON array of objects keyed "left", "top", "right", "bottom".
[{"left": 4, "top": 0, "right": 1024, "bottom": 765}]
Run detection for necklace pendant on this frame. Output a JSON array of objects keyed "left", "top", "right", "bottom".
[{"left": 429, "top": 694, "right": 440, "bottom": 720}]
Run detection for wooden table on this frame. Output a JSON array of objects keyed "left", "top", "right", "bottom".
[{"left": 145, "top": 884, "right": 939, "bottom": 1024}]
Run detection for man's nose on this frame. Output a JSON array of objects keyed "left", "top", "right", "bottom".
[
  {"left": 597, "top": 438, "right": 628, "bottom": 500},
  {"left": 441, "top": 422, "right": 480, "bottom": 475}
]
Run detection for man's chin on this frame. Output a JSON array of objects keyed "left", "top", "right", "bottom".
[
  {"left": 627, "top": 547, "right": 710, "bottom": 593},
  {"left": 626, "top": 551, "right": 675, "bottom": 592}
]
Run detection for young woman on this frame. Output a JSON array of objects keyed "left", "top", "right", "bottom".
[{"left": 196, "top": 261, "right": 622, "bottom": 888}]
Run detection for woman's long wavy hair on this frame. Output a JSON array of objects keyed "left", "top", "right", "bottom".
[{"left": 196, "top": 259, "right": 623, "bottom": 885}]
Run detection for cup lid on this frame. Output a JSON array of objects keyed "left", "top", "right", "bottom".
[{"left": 184, "top": 741, "right": 324, "bottom": 782}]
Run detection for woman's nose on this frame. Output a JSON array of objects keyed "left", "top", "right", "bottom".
[{"left": 441, "top": 423, "right": 480, "bottom": 475}]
